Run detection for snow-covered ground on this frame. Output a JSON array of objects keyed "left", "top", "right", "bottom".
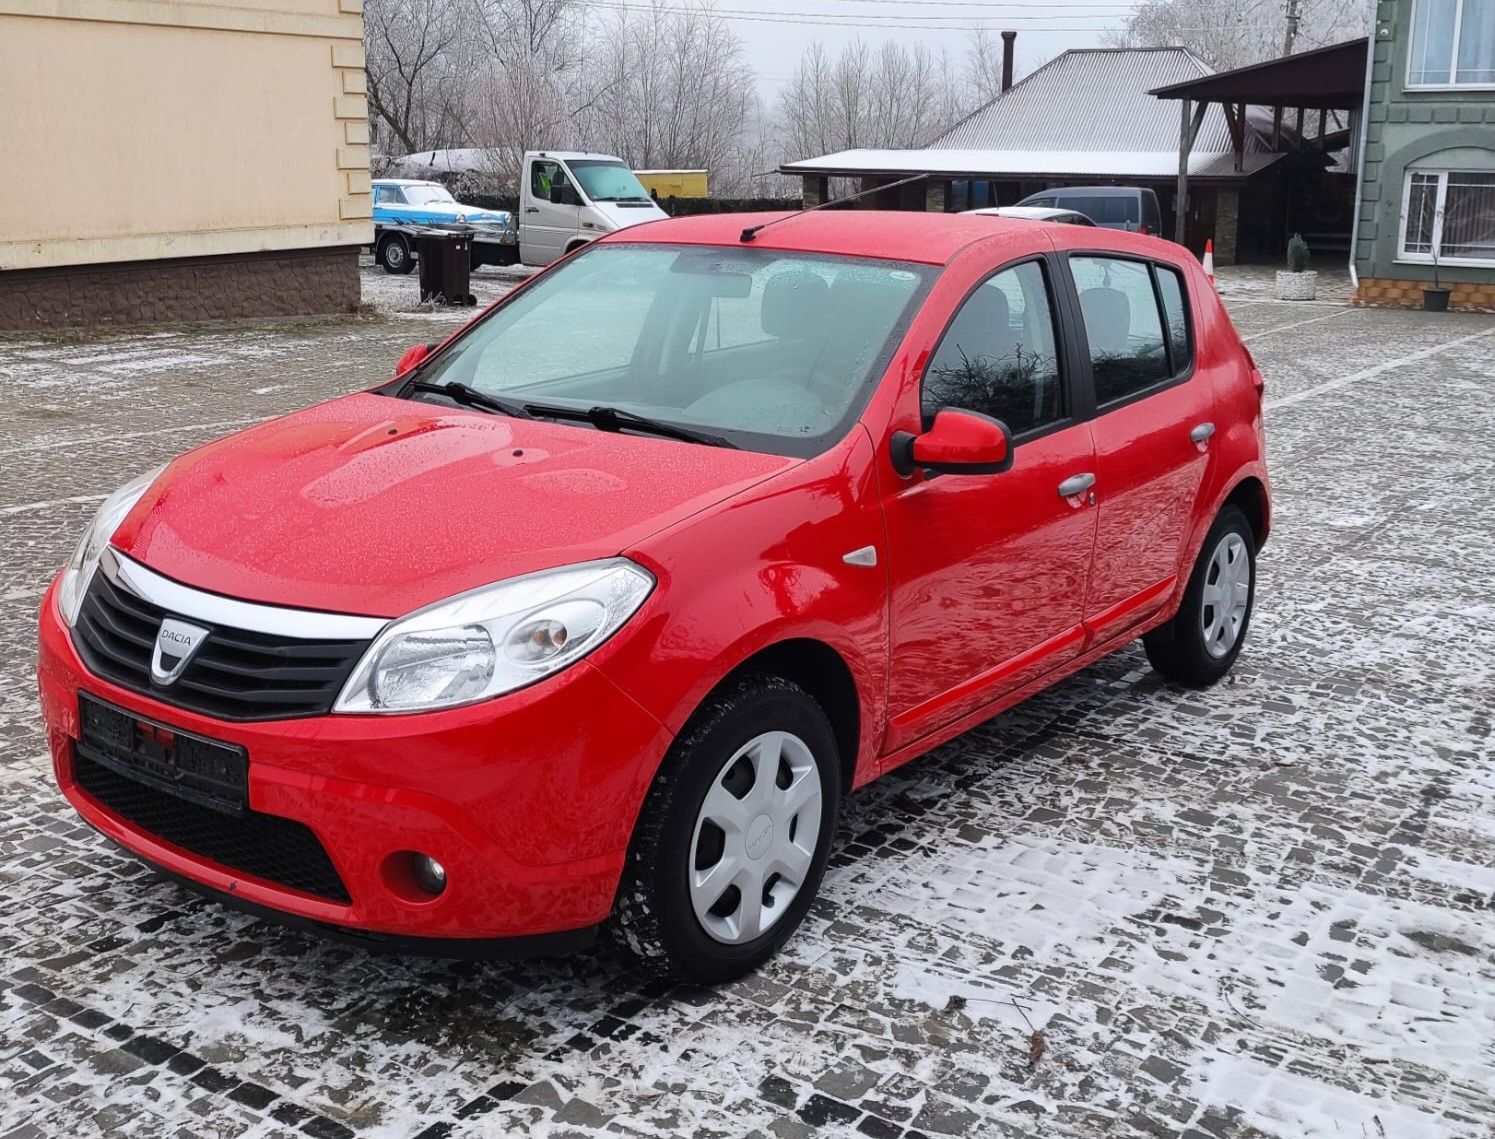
[{"left": 0, "top": 277, "right": 1492, "bottom": 1138}]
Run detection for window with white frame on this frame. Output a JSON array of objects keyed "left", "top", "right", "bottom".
[
  {"left": 1401, "top": 170, "right": 1495, "bottom": 264},
  {"left": 1408, "top": 0, "right": 1495, "bottom": 86}
]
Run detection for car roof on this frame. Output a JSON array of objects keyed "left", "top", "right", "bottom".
[
  {"left": 1025, "top": 186, "right": 1153, "bottom": 198},
  {"left": 533, "top": 151, "right": 626, "bottom": 163},
  {"left": 606, "top": 210, "right": 1064, "bottom": 266},
  {"left": 372, "top": 178, "right": 444, "bottom": 188}
]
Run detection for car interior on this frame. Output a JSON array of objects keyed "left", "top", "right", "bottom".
[{"left": 431, "top": 247, "right": 930, "bottom": 450}]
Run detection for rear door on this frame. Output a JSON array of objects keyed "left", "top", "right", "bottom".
[
  {"left": 1057, "top": 247, "right": 1216, "bottom": 644},
  {"left": 880, "top": 253, "right": 1098, "bottom": 754}
]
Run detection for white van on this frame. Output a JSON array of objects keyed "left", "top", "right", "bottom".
[{"left": 511, "top": 152, "right": 669, "bottom": 265}]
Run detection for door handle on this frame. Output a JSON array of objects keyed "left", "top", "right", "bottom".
[
  {"left": 524, "top": 206, "right": 539, "bottom": 213},
  {"left": 1057, "top": 472, "right": 1096, "bottom": 499},
  {"left": 1190, "top": 421, "right": 1216, "bottom": 445}
]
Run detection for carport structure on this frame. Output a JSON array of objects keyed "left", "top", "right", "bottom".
[{"left": 1151, "top": 38, "right": 1369, "bottom": 247}]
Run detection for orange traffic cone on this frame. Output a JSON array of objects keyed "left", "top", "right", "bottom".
[{"left": 1202, "top": 238, "right": 1215, "bottom": 284}]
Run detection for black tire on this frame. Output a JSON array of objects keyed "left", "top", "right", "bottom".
[
  {"left": 613, "top": 674, "right": 841, "bottom": 984},
  {"left": 377, "top": 235, "right": 414, "bottom": 274},
  {"left": 1144, "top": 505, "right": 1256, "bottom": 687}
]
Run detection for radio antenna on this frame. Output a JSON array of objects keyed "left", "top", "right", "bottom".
[{"left": 739, "top": 173, "right": 930, "bottom": 243}]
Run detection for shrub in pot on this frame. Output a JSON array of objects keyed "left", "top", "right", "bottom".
[{"left": 1275, "top": 234, "right": 1317, "bottom": 301}]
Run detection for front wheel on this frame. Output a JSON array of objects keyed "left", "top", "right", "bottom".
[
  {"left": 1144, "top": 505, "right": 1256, "bottom": 686},
  {"left": 613, "top": 674, "right": 840, "bottom": 983},
  {"left": 377, "top": 234, "right": 414, "bottom": 274}
]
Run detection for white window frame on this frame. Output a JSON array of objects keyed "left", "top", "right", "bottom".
[
  {"left": 1397, "top": 169, "right": 1495, "bottom": 267},
  {"left": 1406, "top": 0, "right": 1495, "bottom": 89}
]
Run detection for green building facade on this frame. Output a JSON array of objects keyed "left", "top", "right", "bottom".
[{"left": 1354, "top": 0, "right": 1495, "bottom": 309}]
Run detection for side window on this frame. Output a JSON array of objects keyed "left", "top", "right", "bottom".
[
  {"left": 1155, "top": 265, "right": 1192, "bottom": 375},
  {"left": 374, "top": 185, "right": 400, "bottom": 205},
  {"left": 531, "top": 161, "right": 561, "bottom": 200},
  {"left": 1071, "top": 256, "right": 1170, "bottom": 405},
  {"left": 922, "top": 260, "right": 1065, "bottom": 436}
]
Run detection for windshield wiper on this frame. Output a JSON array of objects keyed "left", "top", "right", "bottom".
[
  {"left": 523, "top": 403, "right": 736, "bottom": 448},
  {"left": 408, "top": 380, "right": 531, "bottom": 419}
]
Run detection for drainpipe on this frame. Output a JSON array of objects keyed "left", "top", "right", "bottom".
[
  {"left": 1001, "top": 31, "right": 1016, "bottom": 92},
  {"left": 1347, "top": 32, "right": 1378, "bottom": 290}
]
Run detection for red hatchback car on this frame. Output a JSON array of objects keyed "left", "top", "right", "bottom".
[{"left": 37, "top": 212, "right": 1268, "bottom": 981}]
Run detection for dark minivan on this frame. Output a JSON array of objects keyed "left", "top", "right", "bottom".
[{"left": 1016, "top": 186, "right": 1163, "bottom": 235}]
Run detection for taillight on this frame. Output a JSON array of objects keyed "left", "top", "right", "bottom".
[{"left": 1240, "top": 343, "right": 1266, "bottom": 398}]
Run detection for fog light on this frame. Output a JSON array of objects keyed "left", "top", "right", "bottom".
[{"left": 412, "top": 854, "right": 447, "bottom": 897}]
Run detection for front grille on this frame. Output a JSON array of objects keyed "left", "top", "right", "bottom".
[
  {"left": 72, "top": 570, "right": 370, "bottom": 721},
  {"left": 73, "top": 749, "right": 351, "bottom": 904}
]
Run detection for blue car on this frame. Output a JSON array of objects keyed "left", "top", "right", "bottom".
[{"left": 371, "top": 179, "right": 514, "bottom": 273}]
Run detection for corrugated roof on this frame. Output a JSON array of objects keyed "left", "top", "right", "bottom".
[
  {"left": 929, "top": 47, "right": 1232, "bottom": 153},
  {"left": 779, "top": 147, "right": 1272, "bottom": 180}
]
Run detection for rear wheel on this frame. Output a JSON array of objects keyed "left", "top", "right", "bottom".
[
  {"left": 1144, "top": 505, "right": 1256, "bottom": 686},
  {"left": 613, "top": 674, "right": 840, "bottom": 983},
  {"left": 377, "top": 234, "right": 414, "bottom": 274}
]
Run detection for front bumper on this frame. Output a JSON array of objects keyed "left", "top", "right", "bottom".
[{"left": 37, "top": 579, "right": 673, "bottom": 946}]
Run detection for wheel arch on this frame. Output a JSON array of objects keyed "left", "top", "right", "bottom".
[
  {"left": 689, "top": 638, "right": 862, "bottom": 796},
  {"left": 1223, "top": 475, "right": 1270, "bottom": 551}
]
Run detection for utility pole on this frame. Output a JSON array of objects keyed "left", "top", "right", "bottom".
[
  {"left": 1273, "top": 0, "right": 1302, "bottom": 145},
  {"left": 1282, "top": 0, "right": 1301, "bottom": 55}
]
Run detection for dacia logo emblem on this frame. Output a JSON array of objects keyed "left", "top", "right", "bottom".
[{"left": 151, "top": 618, "right": 209, "bottom": 686}]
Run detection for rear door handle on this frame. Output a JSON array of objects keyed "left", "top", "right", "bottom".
[
  {"left": 1057, "top": 472, "right": 1096, "bottom": 499},
  {"left": 1190, "top": 421, "right": 1216, "bottom": 445}
]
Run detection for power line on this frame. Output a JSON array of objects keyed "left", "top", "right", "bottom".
[{"left": 576, "top": 0, "right": 1144, "bottom": 31}]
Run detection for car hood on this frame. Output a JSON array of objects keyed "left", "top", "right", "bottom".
[
  {"left": 593, "top": 200, "right": 669, "bottom": 231},
  {"left": 114, "top": 392, "right": 796, "bottom": 618}
]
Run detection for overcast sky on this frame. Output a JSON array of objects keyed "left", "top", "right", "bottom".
[{"left": 672, "top": 0, "right": 1144, "bottom": 96}]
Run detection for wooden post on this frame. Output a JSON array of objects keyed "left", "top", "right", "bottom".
[{"left": 1176, "top": 97, "right": 1192, "bottom": 244}]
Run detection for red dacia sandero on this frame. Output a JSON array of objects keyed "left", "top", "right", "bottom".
[{"left": 38, "top": 212, "right": 1269, "bottom": 982}]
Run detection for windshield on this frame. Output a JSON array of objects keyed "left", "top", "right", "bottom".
[
  {"left": 409, "top": 243, "right": 934, "bottom": 456},
  {"left": 403, "top": 184, "right": 457, "bottom": 206},
  {"left": 569, "top": 161, "right": 652, "bottom": 202},
  {"left": 1061, "top": 195, "right": 1139, "bottom": 225}
]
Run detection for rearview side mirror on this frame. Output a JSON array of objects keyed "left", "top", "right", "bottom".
[
  {"left": 395, "top": 342, "right": 434, "bottom": 377},
  {"left": 891, "top": 408, "right": 1014, "bottom": 477}
]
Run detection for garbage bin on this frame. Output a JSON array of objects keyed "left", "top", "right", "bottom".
[{"left": 416, "top": 230, "right": 476, "bottom": 306}]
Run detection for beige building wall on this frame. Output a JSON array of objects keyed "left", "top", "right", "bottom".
[{"left": 0, "top": 0, "right": 372, "bottom": 272}]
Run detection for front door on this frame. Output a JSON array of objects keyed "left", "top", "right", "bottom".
[
  {"left": 521, "top": 159, "right": 580, "bottom": 264},
  {"left": 1062, "top": 253, "right": 1216, "bottom": 643},
  {"left": 882, "top": 258, "right": 1098, "bottom": 755}
]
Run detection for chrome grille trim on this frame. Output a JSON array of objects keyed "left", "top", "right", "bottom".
[{"left": 100, "top": 547, "right": 389, "bottom": 641}]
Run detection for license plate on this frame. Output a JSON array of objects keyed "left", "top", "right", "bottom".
[{"left": 77, "top": 693, "right": 247, "bottom": 815}]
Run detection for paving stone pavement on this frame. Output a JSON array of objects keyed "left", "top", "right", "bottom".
[{"left": 0, "top": 274, "right": 1492, "bottom": 1139}]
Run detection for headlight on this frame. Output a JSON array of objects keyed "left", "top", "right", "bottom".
[
  {"left": 334, "top": 559, "right": 654, "bottom": 714},
  {"left": 57, "top": 466, "right": 165, "bottom": 626}
]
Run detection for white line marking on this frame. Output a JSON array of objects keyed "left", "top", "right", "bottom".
[
  {"left": 0, "top": 493, "right": 108, "bottom": 516},
  {"left": 0, "top": 417, "right": 266, "bottom": 456},
  {"left": 1266, "top": 325, "right": 1495, "bottom": 411},
  {"left": 1243, "top": 307, "right": 1353, "bottom": 341}
]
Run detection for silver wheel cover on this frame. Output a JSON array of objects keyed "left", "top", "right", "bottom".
[
  {"left": 1201, "top": 531, "right": 1251, "bottom": 659},
  {"left": 689, "top": 730, "right": 823, "bottom": 946}
]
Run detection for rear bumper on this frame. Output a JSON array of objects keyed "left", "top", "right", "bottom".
[{"left": 37, "top": 578, "right": 673, "bottom": 946}]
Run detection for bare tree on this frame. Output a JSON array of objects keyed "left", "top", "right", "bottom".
[
  {"left": 776, "top": 38, "right": 968, "bottom": 160},
  {"left": 1105, "top": 0, "right": 1368, "bottom": 70},
  {"left": 582, "top": 3, "right": 757, "bottom": 193},
  {"left": 364, "top": 0, "right": 468, "bottom": 154},
  {"left": 462, "top": 0, "right": 597, "bottom": 182}
]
